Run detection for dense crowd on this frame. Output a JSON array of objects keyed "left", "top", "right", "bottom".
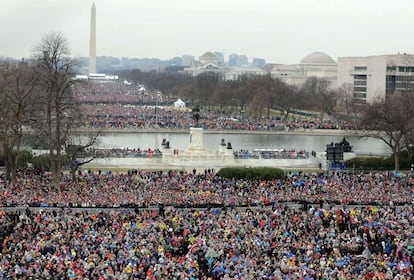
[
  {"left": 73, "top": 80, "right": 357, "bottom": 132},
  {"left": 1, "top": 170, "right": 413, "bottom": 279},
  {"left": 89, "top": 148, "right": 162, "bottom": 159},
  {"left": 1, "top": 169, "right": 413, "bottom": 209},
  {"left": 0, "top": 198, "right": 413, "bottom": 279},
  {"left": 75, "top": 83, "right": 172, "bottom": 105},
  {"left": 234, "top": 149, "right": 309, "bottom": 160},
  {"left": 75, "top": 104, "right": 354, "bottom": 131},
  {"left": 78, "top": 148, "right": 310, "bottom": 160}
]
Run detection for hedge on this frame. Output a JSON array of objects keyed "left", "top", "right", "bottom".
[
  {"left": 217, "top": 167, "right": 284, "bottom": 180},
  {"left": 31, "top": 154, "right": 67, "bottom": 171},
  {"left": 0, "top": 150, "right": 33, "bottom": 168},
  {"left": 344, "top": 155, "right": 412, "bottom": 170},
  {"left": 18, "top": 150, "right": 34, "bottom": 168}
]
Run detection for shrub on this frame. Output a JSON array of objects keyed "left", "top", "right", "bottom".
[
  {"left": 217, "top": 167, "right": 284, "bottom": 180},
  {"left": 17, "top": 150, "right": 34, "bottom": 168},
  {"left": 345, "top": 156, "right": 394, "bottom": 170},
  {"left": 0, "top": 150, "right": 33, "bottom": 168},
  {"left": 32, "top": 154, "right": 67, "bottom": 171},
  {"left": 345, "top": 153, "right": 414, "bottom": 170}
]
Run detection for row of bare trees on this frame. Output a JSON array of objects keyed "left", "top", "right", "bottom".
[
  {"left": 0, "top": 32, "right": 98, "bottom": 185},
  {"left": 119, "top": 70, "right": 355, "bottom": 121}
]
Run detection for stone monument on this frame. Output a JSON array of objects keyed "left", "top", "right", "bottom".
[
  {"left": 186, "top": 106, "right": 206, "bottom": 154},
  {"left": 162, "top": 107, "right": 236, "bottom": 165},
  {"left": 89, "top": 2, "right": 97, "bottom": 74}
]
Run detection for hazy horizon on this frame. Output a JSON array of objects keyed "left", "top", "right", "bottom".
[{"left": 1, "top": 0, "right": 414, "bottom": 64}]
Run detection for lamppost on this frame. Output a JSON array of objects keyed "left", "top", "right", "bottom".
[
  {"left": 409, "top": 143, "right": 414, "bottom": 175},
  {"left": 138, "top": 86, "right": 145, "bottom": 127}
]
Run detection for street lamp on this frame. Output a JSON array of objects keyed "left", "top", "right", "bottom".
[{"left": 409, "top": 143, "right": 414, "bottom": 175}]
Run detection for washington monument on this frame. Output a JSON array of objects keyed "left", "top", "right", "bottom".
[{"left": 89, "top": 2, "right": 96, "bottom": 74}]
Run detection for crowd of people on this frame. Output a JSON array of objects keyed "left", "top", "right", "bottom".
[
  {"left": 233, "top": 149, "right": 310, "bottom": 160},
  {"left": 77, "top": 147, "right": 311, "bottom": 161},
  {"left": 0, "top": 169, "right": 413, "bottom": 278},
  {"left": 89, "top": 148, "right": 162, "bottom": 159},
  {"left": 75, "top": 83, "right": 173, "bottom": 105},
  {"left": 0, "top": 205, "right": 413, "bottom": 279},
  {"left": 72, "top": 80, "right": 358, "bottom": 132},
  {"left": 77, "top": 104, "right": 356, "bottom": 131},
  {"left": 0, "top": 168, "right": 413, "bottom": 278},
  {"left": 1, "top": 170, "right": 413, "bottom": 209},
  {"left": 74, "top": 103, "right": 355, "bottom": 132}
]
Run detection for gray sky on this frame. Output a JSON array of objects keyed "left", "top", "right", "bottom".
[{"left": 1, "top": 0, "right": 413, "bottom": 64}]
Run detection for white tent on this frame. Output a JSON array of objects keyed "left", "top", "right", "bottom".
[{"left": 174, "top": 98, "right": 186, "bottom": 108}]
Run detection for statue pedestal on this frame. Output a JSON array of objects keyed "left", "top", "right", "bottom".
[
  {"left": 161, "top": 127, "right": 237, "bottom": 166},
  {"left": 224, "top": 147, "right": 234, "bottom": 162},
  {"left": 186, "top": 127, "right": 206, "bottom": 154},
  {"left": 219, "top": 144, "right": 227, "bottom": 155}
]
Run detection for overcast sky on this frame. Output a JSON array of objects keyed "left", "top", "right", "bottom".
[{"left": 1, "top": 0, "right": 413, "bottom": 64}]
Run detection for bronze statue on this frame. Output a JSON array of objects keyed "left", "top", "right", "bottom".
[{"left": 192, "top": 106, "right": 200, "bottom": 127}]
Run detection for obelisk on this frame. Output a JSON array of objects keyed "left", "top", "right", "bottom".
[{"left": 89, "top": 2, "right": 96, "bottom": 74}]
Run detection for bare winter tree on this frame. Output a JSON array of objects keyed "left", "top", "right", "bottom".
[
  {"left": 335, "top": 82, "right": 359, "bottom": 121},
  {"left": 231, "top": 75, "right": 250, "bottom": 113},
  {"left": 360, "top": 92, "right": 414, "bottom": 171},
  {"left": 246, "top": 74, "right": 275, "bottom": 117},
  {"left": 196, "top": 72, "right": 219, "bottom": 109},
  {"left": 272, "top": 78, "right": 298, "bottom": 122},
  {"left": 31, "top": 32, "right": 81, "bottom": 185},
  {"left": 300, "top": 77, "right": 336, "bottom": 120},
  {"left": 0, "top": 60, "right": 37, "bottom": 183},
  {"left": 65, "top": 132, "right": 100, "bottom": 181}
]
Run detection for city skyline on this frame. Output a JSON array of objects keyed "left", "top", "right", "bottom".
[{"left": 1, "top": 0, "right": 414, "bottom": 64}]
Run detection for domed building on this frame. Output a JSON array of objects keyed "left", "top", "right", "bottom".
[
  {"left": 199, "top": 52, "right": 220, "bottom": 65},
  {"left": 300, "top": 52, "right": 337, "bottom": 81},
  {"left": 300, "top": 52, "right": 336, "bottom": 65},
  {"left": 271, "top": 51, "right": 337, "bottom": 88},
  {"left": 182, "top": 51, "right": 267, "bottom": 80},
  {"left": 184, "top": 51, "right": 227, "bottom": 77}
]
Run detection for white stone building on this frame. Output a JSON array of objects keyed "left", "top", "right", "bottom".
[
  {"left": 270, "top": 52, "right": 337, "bottom": 88},
  {"left": 224, "top": 66, "right": 267, "bottom": 81},
  {"left": 184, "top": 51, "right": 337, "bottom": 86},
  {"left": 183, "top": 52, "right": 266, "bottom": 81},
  {"left": 337, "top": 54, "right": 414, "bottom": 103},
  {"left": 183, "top": 52, "right": 228, "bottom": 77}
]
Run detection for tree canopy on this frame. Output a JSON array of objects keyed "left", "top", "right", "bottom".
[{"left": 360, "top": 92, "right": 414, "bottom": 171}]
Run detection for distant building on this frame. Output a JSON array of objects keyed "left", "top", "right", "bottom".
[
  {"left": 270, "top": 51, "right": 337, "bottom": 88},
  {"left": 224, "top": 66, "right": 267, "bottom": 81},
  {"left": 95, "top": 56, "right": 170, "bottom": 72},
  {"left": 171, "top": 56, "right": 182, "bottom": 66},
  {"left": 199, "top": 52, "right": 219, "bottom": 65},
  {"left": 228, "top": 53, "right": 249, "bottom": 67},
  {"left": 214, "top": 52, "right": 225, "bottom": 65},
  {"left": 252, "top": 58, "right": 266, "bottom": 67},
  {"left": 237, "top": 55, "right": 248, "bottom": 66},
  {"left": 75, "top": 73, "right": 119, "bottom": 82},
  {"left": 183, "top": 52, "right": 266, "bottom": 80},
  {"left": 337, "top": 54, "right": 414, "bottom": 103},
  {"left": 183, "top": 52, "right": 228, "bottom": 77},
  {"left": 228, "top": 54, "right": 239, "bottom": 66},
  {"left": 181, "top": 55, "right": 194, "bottom": 67}
]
